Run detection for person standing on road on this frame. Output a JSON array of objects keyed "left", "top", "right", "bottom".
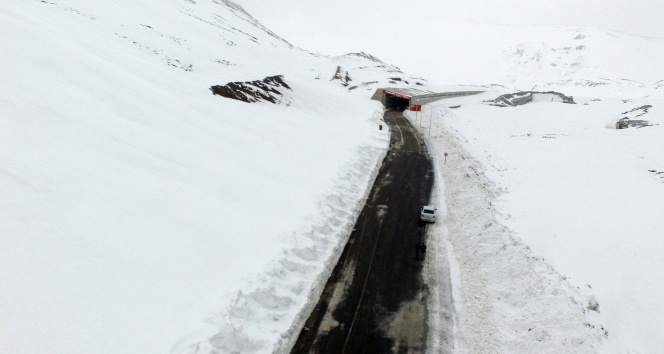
[
  {"left": 415, "top": 242, "right": 421, "bottom": 261},
  {"left": 419, "top": 243, "right": 427, "bottom": 260}
]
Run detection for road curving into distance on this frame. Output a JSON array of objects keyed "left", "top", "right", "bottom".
[{"left": 291, "top": 109, "right": 438, "bottom": 353}]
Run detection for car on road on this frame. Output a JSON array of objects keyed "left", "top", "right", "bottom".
[{"left": 420, "top": 205, "right": 436, "bottom": 223}]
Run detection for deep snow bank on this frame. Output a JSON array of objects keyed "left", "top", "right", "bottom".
[
  {"left": 0, "top": 1, "right": 404, "bottom": 353},
  {"left": 404, "top": 96, "right": 612, "bottom": 353},
  {"left": 172, "top": 111, "right": 389, "bottom": 353},
  {"left": 407, "top": 88, "right": 664, "bottom": 352}
]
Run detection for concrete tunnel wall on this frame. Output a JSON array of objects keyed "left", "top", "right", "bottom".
[
  {"left": 371, "top": 89, "right": 410, "bottom": 110},
  {"left": 371, "top": 88, "right": 485, "bottom": 110}
]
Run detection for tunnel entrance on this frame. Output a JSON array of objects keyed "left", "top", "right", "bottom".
[
  {"left": 382, "top": 89, "right": 411, "bottom": 111},
  {"left": 371, "top": 87, "right": 485, "bottom": 110}
]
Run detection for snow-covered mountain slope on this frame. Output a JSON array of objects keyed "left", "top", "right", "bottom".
[
  {"left": 0, "top": 1, "right": 421, "bottom": 353},
  {"left": 500, "top": 26, "right": 664, "bottom": 97},
  {"left": 4, "top": 1, "right": 664, "bottom": 353},
  {"left": 406, "top": 88, "right": 664, "bottom": 353},
  {"left": 418, "top": 22, "right": 664, "bottom": 97}
]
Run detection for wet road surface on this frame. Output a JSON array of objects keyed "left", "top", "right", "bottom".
[{"left": 291, "top": 110, "right": 435, "bottom": 353}]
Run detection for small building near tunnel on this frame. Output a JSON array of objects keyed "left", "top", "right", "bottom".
[{"left": 371, "top": 88, "right": 484, "bottom": 110}]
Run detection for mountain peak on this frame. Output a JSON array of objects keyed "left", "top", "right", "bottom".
[{"left": 342, "top": 52, "right": 384, "bottom": 63}]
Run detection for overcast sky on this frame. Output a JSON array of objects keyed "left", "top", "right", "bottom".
[{"left": 240, "top": 0, "right": 664, "bottom": 84}]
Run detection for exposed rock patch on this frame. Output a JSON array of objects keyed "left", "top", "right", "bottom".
[
  {"left": 616, "top": 118, "right": 653, "bottom": 129},
  {"left": 488, "top": 91, "right": 575, "bottom": 107},
  {"left": 331, "top": 66, "right": 352, "bottom": 87},
  {"left": 348, "top": 81, "right": 378, "bottom": 91},
  {"left": 616, "top": 105, "right": 657, "bottom": 129},
  {"left": 649, "top": 170, "right": 664, "bottom": 183},
  {"left": 210, "top": 75, "right": 291, "bottom": 104},
  {"left": 622, "top": 105, "right": 651, "bottom": 118}
]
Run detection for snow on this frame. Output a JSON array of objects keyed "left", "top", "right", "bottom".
[
  {"left": 405, "top": 90, "right": 664, "bottom": 352},
  {"left": 3, "top": 0, "right": 664, "bottom": 353},
  {"left": 1, "top": 1, "right": 394, "bottom": 353},
  {"left": 240, "top": 0, "right": 664, "bottom": 88}
]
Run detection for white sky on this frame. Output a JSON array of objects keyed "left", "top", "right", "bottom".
[{"left": 240, "top": 0, "right": 664, "bottom": 84}]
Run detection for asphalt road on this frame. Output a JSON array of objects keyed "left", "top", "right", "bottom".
[{"left": 291, "top": 110, "right": 435, "bottom": 354}]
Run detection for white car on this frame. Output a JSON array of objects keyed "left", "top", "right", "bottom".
[{"left": 420, "top": 205, "right": 436, "bottom": 223}]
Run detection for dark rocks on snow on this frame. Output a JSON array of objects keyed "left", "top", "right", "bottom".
[
  {"left": 343, "top": 52, "right": 383, "bottom": 63},
  {"left": 488, "top": 91, "right": 576, "bottom": 107},
  {"left": 648, "top": 170, "right": 664, "bottom": 183},
  {"left": 616, "top": 105, "right": 656, "bottom": 129},
  {"left": 587, "top": 296, "right": 600, "bottom": 313},
  {"left": 210, "top": 75, "right": 291, "bottom": 103},
  {"left": 621, "top": 105, "right": 652, "bottom": 118},
  {"left": 616, "top": 118, "right": 653, "bottom": 129},
  {"left": 331, "top": 66, "right": 352, "bottom": 87}
]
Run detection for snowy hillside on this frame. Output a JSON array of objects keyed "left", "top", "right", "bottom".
[
  {"left": 500, "top": 26, "right": 664, "bottom": 97},
  {"left": 3, "top": 0, "right": 664, "bottom": 353},
  {"left": 0, "top": 1, "right": 420, "bottom": 353},
  {"left": 406, "top": 88, "right": 664, "bottom": 353},
  {"left": 412, "top": 22, "right": 664, "bottom": 98}
]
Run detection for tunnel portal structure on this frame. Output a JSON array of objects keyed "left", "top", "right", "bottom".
[{"left": 371, "top": 87, "right": 483, "bottom": 110}]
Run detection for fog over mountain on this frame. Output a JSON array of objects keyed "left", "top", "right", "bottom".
[{"left": 242, "top": 0, "right": 664, "bottom": 90}]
